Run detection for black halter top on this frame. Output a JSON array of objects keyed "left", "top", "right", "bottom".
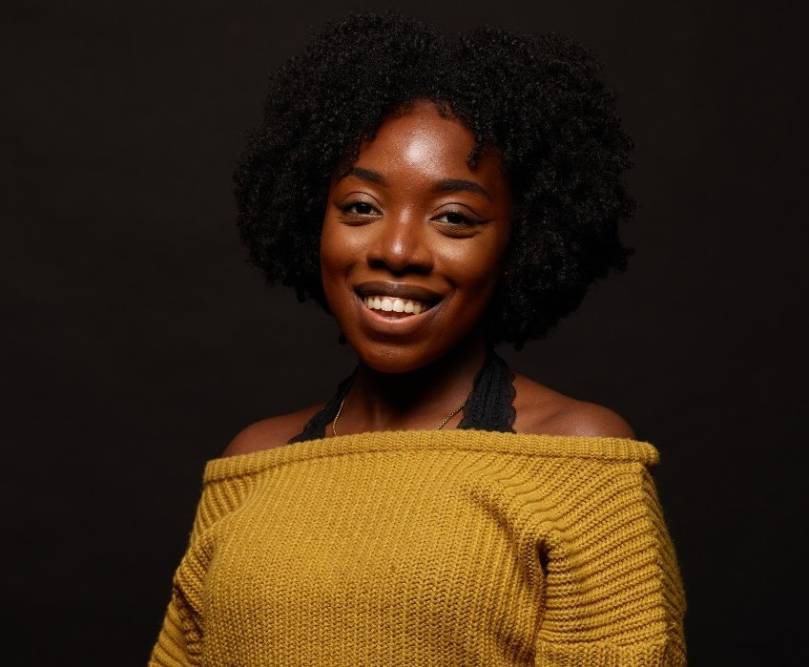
[{"left": 287, "top": 346, "right": 517, "bottom": 443}]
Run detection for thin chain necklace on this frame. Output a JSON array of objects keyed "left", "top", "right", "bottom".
[{"left": 331, "top": 391, "right": 466, "bottom": 437}]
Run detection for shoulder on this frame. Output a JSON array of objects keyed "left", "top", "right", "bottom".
[
  {"left": 542, "top": 400, "right": 636, "bottom": 438},
  {"left": 512, "top": 372, "right": 636, "bottom": 439},
  {"left": 220, "top": 402, "right": 326, "bottom": 458}
]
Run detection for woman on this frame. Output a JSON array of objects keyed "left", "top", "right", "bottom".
[{"left": 150, "top": 12, "right": 687, "bottom": 666}]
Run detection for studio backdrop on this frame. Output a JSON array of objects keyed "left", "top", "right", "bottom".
[{"left": 3, "top": 1, "right": 807, "bottom": 665}]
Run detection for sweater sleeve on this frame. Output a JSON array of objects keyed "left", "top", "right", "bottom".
[
  {"left": 534, "top": 462, "right": 687, "bottom": 666},
  {"left": 148, "top": 471, "right": 257, "bottom": 666}
]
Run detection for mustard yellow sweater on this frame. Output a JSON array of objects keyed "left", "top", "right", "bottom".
[{"left": 149, "top": 430, "right": 687, "bottom": 666}]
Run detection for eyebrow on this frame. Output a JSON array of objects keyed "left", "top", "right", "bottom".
[
  {"left": 347, "top": 167, "right": 386, "bottom": 185},
  {"left": 435, "top": 178, "right": 491, "bottom": 201},
  {"left": 345, "top": 167, "right": 491, "bottom": 200}
]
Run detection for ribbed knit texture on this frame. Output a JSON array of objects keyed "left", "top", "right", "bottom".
[{"left": 149, "top": 430, "right": 687, "bottom": 666}]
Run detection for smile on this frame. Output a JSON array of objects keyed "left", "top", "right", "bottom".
[
  {"left": 353, "top": 290, "right": 443, "bottom": 334},
  {"left": 360, "top": 295, "right": 433, "bottom": 317},
  {"left": 351, "top": 280, "right": 445, "bottom": 330}
]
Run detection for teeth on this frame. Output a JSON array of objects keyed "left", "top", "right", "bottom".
[{"left": 362, "top": 295, "right": 430, "bottom": 315}]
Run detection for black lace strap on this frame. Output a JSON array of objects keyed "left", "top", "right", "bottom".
[
  {"left": 287, "top": 368, "right": 357, "bottom": 443},
  {"left": 457, "top": 346, "right": 517, "bottom": 433},
  {"left": 286, "top": 346, "right": 516, "bottom": 443}
]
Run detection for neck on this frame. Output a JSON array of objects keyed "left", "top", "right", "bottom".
[{"left": 343, "top": 332, "right": 490, "bottom": 432}]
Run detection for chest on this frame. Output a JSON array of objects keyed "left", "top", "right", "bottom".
[{"left": 202, "top": 452, "right": 547, "bottom": 665}]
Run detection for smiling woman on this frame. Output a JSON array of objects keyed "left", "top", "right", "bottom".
[
  {"left": 149, "top": 11, "right": 686, "bottom": 666},
  {"left": 320, "top": 101, "right": 513, "bottom": 378}
]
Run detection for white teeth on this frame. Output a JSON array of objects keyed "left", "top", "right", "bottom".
[{"left": 362, "top": 295, "right": 431, "bottom": 315}]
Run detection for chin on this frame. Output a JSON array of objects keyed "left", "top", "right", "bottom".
[{"left": 348, "top": 339, "right": 446, "bottom": 375}]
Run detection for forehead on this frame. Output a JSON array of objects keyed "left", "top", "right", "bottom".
[
  {"left": 348, "top": 101, "right": 506, "bottom": 187},
  {"left": 361, "top": 102, "right": 473, "bottom": 164}
]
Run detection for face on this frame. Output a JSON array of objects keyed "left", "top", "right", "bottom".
[{"left": 320, "top": 100, "right": 512, "bottom": 374}]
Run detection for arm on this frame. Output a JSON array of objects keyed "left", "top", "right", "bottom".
[
  {"left": 148, "top": 443, "right": 260, "bottom": 666},
  {"left": 534, "top": 462, "right": 687, "bottom": 665},
  {"left": 149, "top": 587, "right": 199, "bottom": 667},
  {"left": 148, "top": 486, "right": 214, "bottom": 667}
]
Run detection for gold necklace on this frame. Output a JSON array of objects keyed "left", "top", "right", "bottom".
[{"left": 331, "top": 392, "right": 466, "bottom": 437}]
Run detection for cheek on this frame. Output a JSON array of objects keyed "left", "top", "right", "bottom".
[
  {"left": 440, "top": 240, "right": 506, "bottom": 292},
  {"left": 320, "top": 218, "right": 356, "bottom": 275},
  {"left": 319, "top": 218, "right": 368, "bottom": 318}
]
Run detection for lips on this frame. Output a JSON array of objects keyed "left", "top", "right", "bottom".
[
  {"left": 354, "top": 281, "right": 443, "bottom": 306},
  {"left": 353, "top": 289, "right": 443, "bottom": 336}
]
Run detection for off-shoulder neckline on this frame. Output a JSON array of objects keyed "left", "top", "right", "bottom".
[{"left": 203, "top": 429, "right": 659, "bottom": 483}]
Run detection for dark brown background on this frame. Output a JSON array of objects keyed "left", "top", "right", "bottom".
[{"left": 3, "top": 1, "right": 807, "bottom": 665}]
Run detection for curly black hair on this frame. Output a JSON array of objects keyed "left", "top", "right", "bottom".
[{"left": 234, "top": 12, "right": 634, "bottom": 350}]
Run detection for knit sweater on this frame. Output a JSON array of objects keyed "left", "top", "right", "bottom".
[{"left": 149, "top": 429, "right": 687, "bottom": 666}]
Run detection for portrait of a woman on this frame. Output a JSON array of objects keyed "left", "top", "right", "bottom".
[{"left": 149, "top": 12, "right": 687, "bottom": 665}]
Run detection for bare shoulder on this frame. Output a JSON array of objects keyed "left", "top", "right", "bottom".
[
  {"left": 512, "top": 372, "right": 636, "bottom": 439},
  {"left": 543, "top": 399, "right": 636, "bottom": 438},
  {"left": 220, "top": 402, "right": 326, "bottom": 458}
]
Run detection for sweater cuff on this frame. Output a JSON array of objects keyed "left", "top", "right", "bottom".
[{"left": 534, "top": 637, "right": 686, "bottom": 666}]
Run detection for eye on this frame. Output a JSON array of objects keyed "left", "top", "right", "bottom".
[
  {"left": 432, "top": 210, "right": 481, "bottom": 227},
  {"left": 433, "top": 211, "right": 486, "bottom": 229},
  {"left": 339, "top": 201, "right": 379, "bottom": 216}
]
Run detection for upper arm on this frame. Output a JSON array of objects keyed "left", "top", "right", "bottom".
[
  {"left": 153, "top": 409, "right": 318, "bottom": 665},
  {"left": 545, "top": 401, "right": 636, "bottom": 439},
  {"left": 534, "top": 463, "right": 687, "bottom": 664}
]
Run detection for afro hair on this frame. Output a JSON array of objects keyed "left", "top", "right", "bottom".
[{"left": 234, "top": 12, "right": 634, "bottom": 350}]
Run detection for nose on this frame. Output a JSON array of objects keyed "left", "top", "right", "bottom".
[{"left": 366, "top": 208, "right": 434, "bottom": 275}]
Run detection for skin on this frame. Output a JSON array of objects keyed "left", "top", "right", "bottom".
[{"left": 223, "top": 101, "right": 633, "bottom": 456}]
